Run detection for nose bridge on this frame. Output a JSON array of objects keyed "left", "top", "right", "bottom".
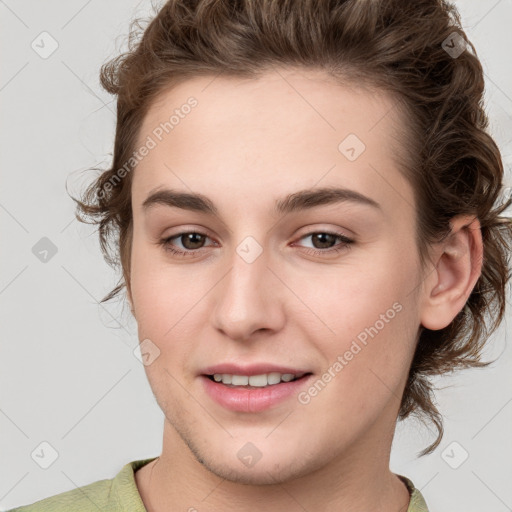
[
  {"left": 221, "top": 234, "right": 271, "bottom": 311},
  {"left": 212, "top": 234, "right": 282, "bottom": 339}
]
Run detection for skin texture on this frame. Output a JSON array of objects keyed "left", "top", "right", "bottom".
[{"left": 127, "top": 67, "right": 483, "bottom": 511}]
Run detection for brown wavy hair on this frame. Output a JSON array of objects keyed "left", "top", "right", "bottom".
[{"left": 71, "top": 0, "right": 512, "bottom": 456}]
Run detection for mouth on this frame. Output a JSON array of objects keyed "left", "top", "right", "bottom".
[{"left": 200, "top": 370, "right": 314, "bottom": 412}]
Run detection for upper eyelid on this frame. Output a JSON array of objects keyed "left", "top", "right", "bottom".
[
  {"left": 170, "top": 231, "right": 218, "bottom": 247},
  {"left": 163, "top": 222, "right": 353, "bottom": 237}
]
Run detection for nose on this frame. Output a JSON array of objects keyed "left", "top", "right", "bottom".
[{"left": 211, "top": 244, "right": 285, "bottom": 342}]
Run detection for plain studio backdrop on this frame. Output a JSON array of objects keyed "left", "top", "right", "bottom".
[{"left": 0, "top": 1, "right": 511, "bottom": 510}]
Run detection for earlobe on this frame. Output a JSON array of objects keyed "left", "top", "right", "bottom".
[{"left": 420, "top": 215, "right": 483, "bottom": 331}]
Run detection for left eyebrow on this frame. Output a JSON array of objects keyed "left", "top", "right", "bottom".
[{"left": 142, "top": 186, "right": 382, "bottom": 216}]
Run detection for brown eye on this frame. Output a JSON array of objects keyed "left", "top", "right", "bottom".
[
  {"left": 179, "top": 232, "right": 207, "bottom": 250},
  {"left": 158, "top": 231, "right": 215, "bottom": 257},
  {"left": 309, "top": 232, "right": 338, "bottom": 249},
  {"left": 294, "top": 231, "right": 354, "bottom": 257}
]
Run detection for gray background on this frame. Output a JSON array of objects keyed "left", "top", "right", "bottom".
[{"left": 1, "top": 1, "right": 511, "bottom": 510}]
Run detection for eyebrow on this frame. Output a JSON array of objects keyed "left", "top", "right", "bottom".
[{"left": 142, "top": 186, "right": 382, "bottom": 216}]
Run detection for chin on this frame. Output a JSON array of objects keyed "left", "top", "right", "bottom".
[
  {"left": 200, "top": 454, "right": 315, "bottom": 486},
  {"left": 181, "top": 428, "right": 319, "bottom": 485}
]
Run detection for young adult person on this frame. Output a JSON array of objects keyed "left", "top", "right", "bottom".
[{"left": 10, "top": 0, "right": 511, "bottom": 510}]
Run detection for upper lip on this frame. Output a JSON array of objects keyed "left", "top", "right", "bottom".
[{"left": 201, "top": 363, "right": 311, "bottom": 377}]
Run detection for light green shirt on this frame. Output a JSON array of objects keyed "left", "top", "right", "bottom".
[{"left": 8, "top": 457, "right": 429, "bottom": 511}]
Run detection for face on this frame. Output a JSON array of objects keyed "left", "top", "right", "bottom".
[{"left": 129, "top": 67, "right": 424, "bottom": 484}]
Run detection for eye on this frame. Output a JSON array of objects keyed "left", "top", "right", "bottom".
[
  {"left": 293, "top": 231, "right": 354, "bottom": 256},
  {"left": 157, "top": 230, "right": 354, "bottom": 258},
  {"left": 158, "top": 231, "right": 215, "bottom": 257}
]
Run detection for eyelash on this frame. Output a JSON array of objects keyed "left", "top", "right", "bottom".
[{"left": 158, "top": 230, "right": 354, "bottom": 258}]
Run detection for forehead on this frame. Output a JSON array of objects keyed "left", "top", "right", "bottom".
[{"left": 132, "top": 68, "right": 413, "bottom": 218}]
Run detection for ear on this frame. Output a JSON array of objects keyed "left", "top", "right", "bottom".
[{"left": 419, "top": 215, "right": 483, "bottom": 331}]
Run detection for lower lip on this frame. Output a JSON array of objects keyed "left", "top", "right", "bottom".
[{"left": 200, "top": 374, "right": 312, "bottom": 413}]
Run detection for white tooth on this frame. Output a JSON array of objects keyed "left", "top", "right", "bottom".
[
  {"left": 231, "top": 375, "right": 249, "bottom": 385},
  {"left": 248, "top": 374, "right": 268, "bottom": 387},
  {"left": 267, "top": 372, "right": 282, "bottom": 385},
  {"left": 213, "top": 374, "right": 222, "bottom": 382},
  {"left": 221, "top": 374, "right": 232, "bottom": 384},
  {"left": 281, "top": 373, "right": 295, "bottom": 382}
]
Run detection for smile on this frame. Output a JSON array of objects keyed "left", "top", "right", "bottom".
[{"left": 200, "top": 373, "right": 313, "bottom": 412}]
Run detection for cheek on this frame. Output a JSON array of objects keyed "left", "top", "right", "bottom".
[
  {"left": 130, "top": 243, "right": 176, "bottom": 343},
  {"left": 130, "top": 240, "right": 182, "bottom": 315},
  {"left": 307, "top": 247, "right": 420, "bottom": 396},
  {"left": 302, "top": 301, "right": 418, "bottom": 438},
  {"left": 129, "top": 242, "right": 215, "bottom": 372},
  {"left": 307, "top": 251, "right": 416, "bottom": 337}
]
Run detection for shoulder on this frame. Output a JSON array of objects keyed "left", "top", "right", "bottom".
[
  {"left": 6, "top": 458, "right": 157, "bottom": 512},
  {"left": 7, "top": 479, "right": 113, "bottom": 512}
]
